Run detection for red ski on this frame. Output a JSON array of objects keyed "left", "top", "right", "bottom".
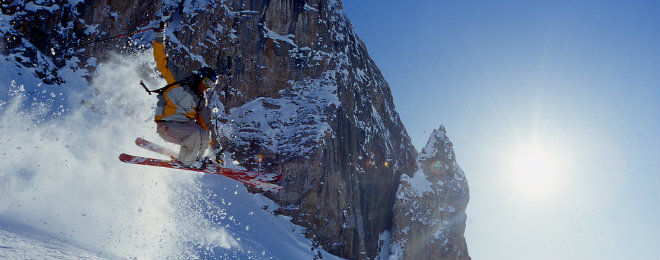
[{"left": 119, "top": 153, "right": 282, "bottom": 193}]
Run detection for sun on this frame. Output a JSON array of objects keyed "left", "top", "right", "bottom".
[{"left": 507, "top": 141, "right": 563, "bottom": 199}]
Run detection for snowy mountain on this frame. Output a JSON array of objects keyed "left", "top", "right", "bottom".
[{"left": 1, "top": 1, "right": 470, "bottom": 259}]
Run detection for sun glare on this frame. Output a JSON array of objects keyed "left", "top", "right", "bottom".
[{"left": 507, "top": 141, "right": 563, "bottom": 199}]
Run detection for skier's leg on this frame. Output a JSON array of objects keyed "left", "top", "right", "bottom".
[
  {"left": 198, "top": 128, "right": 211, "bottom": 159},
  {"left": 156, "top": 121, "right": 181, "bottom": 145},
  {"left": 156, "top": 121, "right": 199, "bottom": 166}
]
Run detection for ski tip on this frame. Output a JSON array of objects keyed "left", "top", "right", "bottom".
[
  {"left": 135, "top": 137, "right": 148, "bottom": 145},
  {"left": 118, "top": 153, "right": 131, "bottom": 162}
]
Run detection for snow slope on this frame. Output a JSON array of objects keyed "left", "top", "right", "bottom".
[
  {"left": 0, "top": 51, "right": 342, "bottom": 259},
  {"left": 0, "top": 217, "right": 108, "bottom": 260}
]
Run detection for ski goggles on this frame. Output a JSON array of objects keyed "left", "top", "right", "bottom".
[{"left": 201, "top": 77, "right": 217, "bottom": 89}]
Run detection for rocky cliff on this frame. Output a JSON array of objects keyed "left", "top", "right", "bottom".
[
  {"left": 390, "top": 126, "right": 470, "bottom": 260},
  {"left": 2, "top": 1, "right": 469, "bottom": 259}
]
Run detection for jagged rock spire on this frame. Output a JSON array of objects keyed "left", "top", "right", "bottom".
[{"left": 390, "top": 125, "right": 471, "bottom": 260}]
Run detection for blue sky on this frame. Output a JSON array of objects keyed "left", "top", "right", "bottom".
[{"left": 343, "top": 0, "right": 659, "bottom": 259}]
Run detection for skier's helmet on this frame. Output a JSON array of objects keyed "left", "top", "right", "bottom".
[
  {"left": 197, "top": 67, "right": 218, "bottom": 82},
  {"left": 197, "top": 67, "right": 218, "bottom": 89}
]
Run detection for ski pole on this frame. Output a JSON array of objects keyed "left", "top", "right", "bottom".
[
  {"left": 139, "top": 81, "right": 152, "bottom": 95},
  {"left": 58, "top": 27, "right": 154, "bottom": 51}
]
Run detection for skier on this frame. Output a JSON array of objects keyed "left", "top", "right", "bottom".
[{"left": 151, "top": 22, "right": 219, "bottom": 168}]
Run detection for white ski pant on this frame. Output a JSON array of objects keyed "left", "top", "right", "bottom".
[{"left": 156, "top": 121, "right": 210, "bottom": 166}]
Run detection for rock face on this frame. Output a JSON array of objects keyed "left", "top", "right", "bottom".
[
  {"left": 390, "top": 126, "right": 470, "bottom": 260},
  {"left": 2, "top": 1, "right": 470, "bottom": 259}
]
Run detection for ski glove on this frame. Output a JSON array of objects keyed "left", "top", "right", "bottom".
[
  {"left": 153, "top": 21, "right": 166, "bottom": 32},
  {"left": 153, "top": 21, "right": 166, "bottom": 40}
]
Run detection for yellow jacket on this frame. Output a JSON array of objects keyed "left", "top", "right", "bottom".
[{"left": 153, "top": 39, "right": 208, "bottom": 130}]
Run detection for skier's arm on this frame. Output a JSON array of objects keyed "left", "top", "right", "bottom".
[
  {"left": 153, "top": 33, "right": 177, "bottom": 85},
  {"left": 152, "top": 23, "right": 187, "bottom": 84}
]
